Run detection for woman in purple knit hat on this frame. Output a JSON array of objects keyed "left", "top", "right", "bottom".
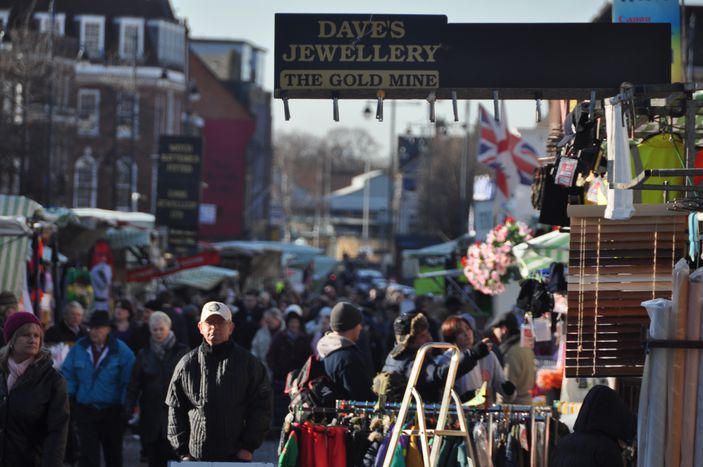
[{"left": 0, "top": 312, "right": 70, "bottom": 467}]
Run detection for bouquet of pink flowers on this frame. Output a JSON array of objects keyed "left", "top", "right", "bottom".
[{"left": 463, "top": 217, "right": 533, "bottom": 295}]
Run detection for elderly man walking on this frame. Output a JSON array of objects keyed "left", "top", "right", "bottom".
[
  {"left": 166, "top": 301, "right": 273, "bottom": 462},
  {"left": 62, "top": 311, "right": 135, "bottom": 467}
]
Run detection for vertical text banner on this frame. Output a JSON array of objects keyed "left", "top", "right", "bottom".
[
  {"left": 613, "top": 0, "right": 681, "bottom": 82},
  {"left": 156, "top": 136, "right": 203, "bottom": 256}
]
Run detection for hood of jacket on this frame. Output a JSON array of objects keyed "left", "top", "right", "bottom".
[
  {"left": 316, "top": 332, "right": 356, "bottom": 358},
  {"left": 573, "top": 385, "right": 636, "bottom": 442}
]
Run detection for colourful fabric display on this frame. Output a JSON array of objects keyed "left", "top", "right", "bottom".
[
  {"left": 279, "top": 430, "right": 300, "bottom": 467},
  {"left": 630, "top": 134, "right": 685, "bottom": 204}
]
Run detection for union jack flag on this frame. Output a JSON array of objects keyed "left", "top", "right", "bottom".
[{"left": 477, "top": 104, "right": 540, "bottom": 199}]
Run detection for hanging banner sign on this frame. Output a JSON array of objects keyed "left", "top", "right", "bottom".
[
  {"left": 155, "top": 136, "right": 203, "bottom": 256},
  {"left": 612, "top": 0, "right": 682, "bottom": 83},
  {"left": 275, "top": 14, "right": 446, "bottom": 94},
  {"left": 275, "top": 14, "right": 672, "bottom": 99}
]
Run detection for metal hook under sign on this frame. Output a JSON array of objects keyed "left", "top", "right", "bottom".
[
  {"left": 333, "top": 96, "right": 339, "bottom": 122},
  {"left": 492, "top": 90, "right": 500, "bottom": 123},
  {"left": 588, "top": 90, "right": 596, "bottom": 121},
  {"left": 376, "top": 91, "right": 384, "bottom": 122},
  {"left": 283, "top": 96, "right": 291, "bottom": 121},
  {"left": 451, "top": 91, "right": 459, "bottom": 122},
  {"left": 535, "top": 97, "right": 542, "bottom": 123},
  {"left": 427, "top": 92, "right": 436, "bottom": 123}
]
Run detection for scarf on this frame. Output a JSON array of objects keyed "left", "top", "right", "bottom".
[
  {"left": 151, "top": 331, "right": 176, "bottom": 360},
  {"left": 7, "top": 356, "right": 34, "bottom": 391}
]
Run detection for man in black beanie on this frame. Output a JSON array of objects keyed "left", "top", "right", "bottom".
[{"left": 316, "top": 302, "right": 375, "bottom": 401}]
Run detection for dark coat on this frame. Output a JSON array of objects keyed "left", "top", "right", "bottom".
[
  {"left": 126, "top": 340, "right": 189, "bottom": 444},
  {"left": 44, "top": 321, "right": 86, "bottom": 345},
  {"left": 550, "top": 385, "right": 636, "bottom": 467},
  {"left": 232, "top": 305, "right": 264, "bottom": 351},
  {"left": 267, "top": 331, "right": 311, "bottom": 381},
  {"left": 317, "top": 333, "right": 375, "bottom": 401},
  {"left": 382, "top": 347, "right": 479, "bottom": 402},
  {"left": 0, "top": 350, "right": 70, "bottom": 467},
  {"left": 166, "top": 340, "right": 273, "bottom": 461}
]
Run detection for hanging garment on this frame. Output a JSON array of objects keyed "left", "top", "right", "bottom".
[
  {"left": 389, "top": 435, "right": 407, "bottom": 467},
  {"left": 682, "top": 266, "right": 703, "bottom": 466},
  {"left": 473, "top": 421, "right": 492, "bottom": 467},
  {"left": 346, "top": 429, "right": 372, "bottom": 467},
  {"left": 668, "top": 259, "right": 690, "bottom": 467},
  {"left": 604, "top": 99, "right": 634, "bottom": 220},
  {"left": 537, "top": 163, "right": 571, "bottom": 227},
  {"left": 690, "top": 268, "right": 703, "bottom": 467},
  {"left": 630, "top": 134, "right": 685, "bottom": 204},
  {"left": 406, "top": 435, "right": 423, "bottom": 467},
  {"left": 279, "top": 430, "right": 300, "bottom": 467},
  {"left": 300, "top": 421, "right": 316, "bottom": 467},
  {"left": 327, "top": 426, "right": 348, "bottom": 467},
  {"left": 638, "top": 299, "right": 672, "bottom": 467}
]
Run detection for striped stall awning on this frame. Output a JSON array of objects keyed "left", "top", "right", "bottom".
[
  {"left": 164, "top": 266, "right": 239, "bottom": 291},
  {"left": 0, "top": 196, "right": 42, "bottom": 298},
  {"left": 513, "top": 230, "right": 570, "bottom": 278}
]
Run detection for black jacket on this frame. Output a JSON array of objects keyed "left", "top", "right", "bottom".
[
  {"left": 44, "top": 321, "right": 86, "bottom": 345},
  {"left": 550, "top": 385, "right": 636, "bottom": 467},
  {"left": 317, "top": 333, "right": 375, "bottom": 401},
  {"left": 0, "top": 350, "right": 70, "bottom": 467},
  {"left": 382, "top": 347, "right": 480, "bottom": 402},
  {"left": 126, "top": 340, "right": 189, "bottom": 444},
  {"left": 166, "top": 340, "right": 273, "bottom": 461}
]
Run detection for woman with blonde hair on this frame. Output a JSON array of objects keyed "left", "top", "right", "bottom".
[{"left": 0, "top": 312, "right": 70, "bottom": 467}]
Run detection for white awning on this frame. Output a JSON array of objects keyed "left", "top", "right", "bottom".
[{"left": 164, "top": 266, "right": 239, "bottom": 291}]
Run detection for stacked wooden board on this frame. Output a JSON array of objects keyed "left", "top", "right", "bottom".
[{"left": 565, "top": 205, "right": 688, "bottom": 377}]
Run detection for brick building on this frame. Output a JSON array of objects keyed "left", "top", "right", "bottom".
[{"left": 0, "top": 0, "right": 188, "bottom": 211}]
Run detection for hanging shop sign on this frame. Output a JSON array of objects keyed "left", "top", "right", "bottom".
[
  {"left": 155, "top": 136, "right": 203, "bottom": 256},
  {"left": 275, "top": 14, "right": 673, "bottom": 100}
]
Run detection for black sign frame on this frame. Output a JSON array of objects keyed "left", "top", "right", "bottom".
[
  {"left": 275, "top": 14, "right": 672, "bottom": 100},
  {"left": 155, "top": 135, "right": 203, "bottom": 256}
]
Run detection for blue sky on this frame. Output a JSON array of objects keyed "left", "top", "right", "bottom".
[{"left": 171, "top": 0, "right": 688, "bottom": 157}]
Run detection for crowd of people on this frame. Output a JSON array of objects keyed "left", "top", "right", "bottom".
[{"left": 0, "top": 276, "right": 636, "bottom": 467}]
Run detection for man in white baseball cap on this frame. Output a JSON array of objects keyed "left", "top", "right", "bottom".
[{"left": 167, "top": 301, "right": 272, "bottom": 462}]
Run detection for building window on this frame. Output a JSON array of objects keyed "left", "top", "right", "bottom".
[
  {"left": 148, "top": 20, "right": 185, "bottom": 67},
  {"left": 0, "top": 10, "right": 9, "bottom": 30},
  {"left": 34, "top": 12, "right": 65, "bottom": 36},
  {"left": 77, "top": 15, "right": 105, "bottom": 59},
  {"left": 2, "top": 81, "right": 23, "bottom": 124},
  {"left": 116, "top": 92, "right": 139, "bottom": 139},
  {"left": 115, "top": 157, "right": 136, "bottom": 211},
  {"left": 74, "top": 148, "right": 97, "bottom": 208},
  {"left": 77, "top": 89, "right": 99, "bottom": 136},
  {"left": 117, "top": 18, "right": 144, "bottom": 60},
  {"left": 0, "top": 157, "right": 20, "bottom": 195}
]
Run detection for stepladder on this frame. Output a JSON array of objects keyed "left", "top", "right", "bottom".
[{"left": 381, "top": 342, "right": 477, "bottom": 467}]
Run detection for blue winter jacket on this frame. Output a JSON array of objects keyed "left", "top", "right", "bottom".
[{"left": 62, "top": 334, "right": 136, "bottom": 409}]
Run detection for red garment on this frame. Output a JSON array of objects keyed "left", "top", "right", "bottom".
[
  {"left": 299, "top": 422, "right": 348, "bottom": 467},
  {"left": 312, "top": 424, "right": 328, "bottom": 467},
  {"left": 326, "top": 426, "right": 347, "bottom": 467},
  {"left": 299, "top": 422, "right": 315, "bottom": 467}
]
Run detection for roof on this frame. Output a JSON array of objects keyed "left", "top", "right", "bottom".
[
  {"left": 402, "top": 233, "right": 473, "bottom": 258},
  {"left": 191, "top": 37, "right": 267, "bottom": 53},
  {"left": 0, "top": 0, "right": 183, "bottom": 70},
  {"left": 0, "top": 196, "right": 43, "bottom": 298},
  {"left": 70, "top": 208, "right": 154, "bottom": 229},
  {"left": 513, "top": 230, "right": 569, "bottom": 278},
  {"left": 188, "top": 50, "right": 253, "bottom": 120},
  {"left": 0, "top": 216, "right": 32, "bottom": 237},
  {"left": 164, "top": 265, "right": 238, "bottom": 291},
  {"left": 2, "top": 0, "right": 175, "bottom": 21}
]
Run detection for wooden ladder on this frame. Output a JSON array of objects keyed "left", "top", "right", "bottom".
[{"left": 382, "top": 342, "right": 476, "bottom": 467}]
